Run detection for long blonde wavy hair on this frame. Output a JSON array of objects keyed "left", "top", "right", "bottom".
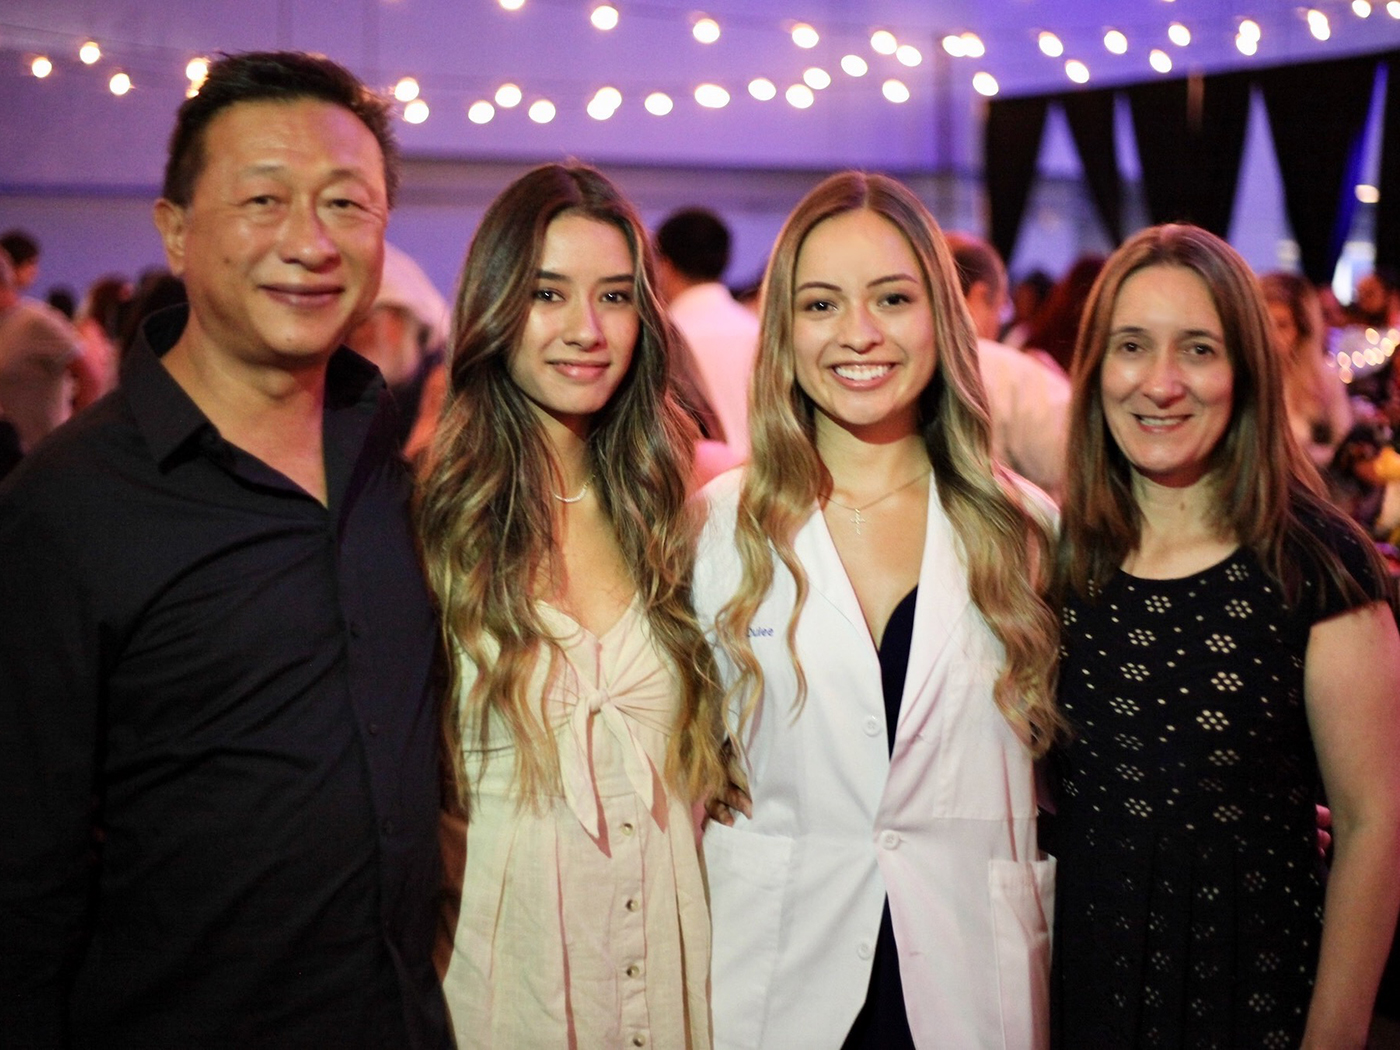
[
  {"left": 417, "top": 163, "right": 726, "bottom": 812},
  {"left": 713, "top": 171, "right": 1065, "bottom": 757}
]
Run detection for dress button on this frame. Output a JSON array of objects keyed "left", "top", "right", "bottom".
[
  {"left": 625, "top": 962, "right": 643, "bottom": 978},
  {"left": 863, "top": 716, "right": 881, "bottom": 737},
  {"left": 857, "top": 941, "right": 873, "bottom": 960},
  {"left": 382, "top": 818, "right": 395, "bottom": 835},
  {"left": 620, "top": 822, "right": 635, "bottom": 837},
  {"left": 625, "top": 897, "right": 640, "bottom": 912},
  {"left": 879, "top": 830, "right": 901, "bottom": 850},
  {"left": 631, "top": 1036, "right": 647, "bottom": 1047},
  {"left": 368, "top": 722, "right": 381, "bottom": 736}
]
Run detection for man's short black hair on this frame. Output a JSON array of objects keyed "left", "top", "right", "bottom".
[
  {"left": 162, "top": 50, "right": 400, "bottom": 209},
  {"left": 655, "top": 208, "right": 731, "bottom": 283},
  {"left": 0, "top": 230, "right": 39, "bottom": 268}
]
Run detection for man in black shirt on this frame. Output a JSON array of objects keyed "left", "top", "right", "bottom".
[{"left": 0, "top": 52, "right": 450, "bottom": 1048}]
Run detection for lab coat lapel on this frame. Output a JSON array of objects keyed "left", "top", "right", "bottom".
[
  {"left": 792, "top": 505, "right": 870, "bottom": 642},
  {"left": 896, "top": 476, "right": 971, "bottom": 737}
]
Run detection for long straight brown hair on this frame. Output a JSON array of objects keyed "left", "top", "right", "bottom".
[{"left": 417, "top": 163, "right": 725, "bottom": 811}]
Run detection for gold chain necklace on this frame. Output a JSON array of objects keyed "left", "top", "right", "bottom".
[{"left": 824, "top": 470, "right": 930, "bottom": 536}]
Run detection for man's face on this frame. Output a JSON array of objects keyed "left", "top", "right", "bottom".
[{"left": 155, "top": 98, "right": 388, "bottom": 372}]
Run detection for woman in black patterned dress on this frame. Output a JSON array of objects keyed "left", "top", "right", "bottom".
[{"left": 1050, "top": 224, "right": 1400, "bottom": 1049}]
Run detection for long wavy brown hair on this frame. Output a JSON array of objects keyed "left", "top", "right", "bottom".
[
  {"left": 713, "top": 171, "right": 1065, "bottom": 756},
  {"left": 1059, "top": 224, "right": 1386, "bottom": 611},
  {"left": 417, "top": 163, "right": 726, "bottom": 811}
]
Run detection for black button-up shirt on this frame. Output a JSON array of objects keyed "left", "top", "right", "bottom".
[{"left": 0, "top": 307, "right": 450, "bottom": 1049}]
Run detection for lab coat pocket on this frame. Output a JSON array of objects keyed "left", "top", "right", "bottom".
[
  {"left": 988, "top": 856, "right": 1054, "bottom": 1050},
  {"left": 704, "top": 820, "right": 794, "bottom": 1050}
]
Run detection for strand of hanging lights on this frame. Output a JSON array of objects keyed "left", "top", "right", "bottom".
[{"left": 14, "top": 2, "right": 1400, "bottom": 124}]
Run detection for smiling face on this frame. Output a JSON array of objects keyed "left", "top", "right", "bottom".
[
  {"left": 154, "top": 98, "right": 388, "bottom": 373},
  {"left": 791, "top": 208, "right": 936, "bottom": 443},
  {"left": 507, "top": 212, "right": 639, "bottom": 439},
  {"left": 1101, "top": 264, "right": 1235, "bottom": 492}
]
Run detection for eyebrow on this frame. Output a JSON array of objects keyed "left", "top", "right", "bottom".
[
  {"left": 1111, "top": 324, "right": 1223, "bottom": 339},
  {"left": 795, "top": 273, "right": 918, "bottom": 293},
  {"left": 535, "top": 270, "right": 633, "bottom": 283}
]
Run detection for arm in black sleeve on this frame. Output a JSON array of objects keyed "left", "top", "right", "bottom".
[{"left": 0, "top": 497, "right": 104, "bottom": 1047}]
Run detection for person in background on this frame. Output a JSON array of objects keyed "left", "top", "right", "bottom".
[
  {"left": 1, "top": 229, "right": 41, "bottom": 293},
  {"left": 422, "top": 163, "right": 726, "bottom": 1049},
  {"left": 0, "top": 248, "right": 93, "bottom": 454},
  {"left": 347, "top": 242, "right": 449, "bottom": 447},
  {"left": 1345, "top": 266, "right": 1398, "bottom": 329},
  {"left": 1001, "top": 268, "right": 1052, "bottom": 349},
  {"left": 74, "top": 274, "right": 131, "bottom": 396},
  {"left": 0, "top": 51, "right": 451, "bottom": 1048},
  {"left": 1024, "top": 254, "right": 1106, "bottom": 375},
  {"left": 654, "top": 206, "right": 760, "bottom": 481},
  {"left": 1259, "top": 271, "right": 1352, "bottom": 470},
  {"left": 1051, "top": 224, "right": 1400, "bottom": 1049},
  {"left": 696, "top": 171, "right": 1062, "bottom": 1049},
  {"left": 947, "top": 232, "right": 1071, "bottom": 501}
]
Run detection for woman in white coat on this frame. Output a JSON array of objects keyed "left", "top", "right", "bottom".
[{"left": 693, "top": 171, "right": 1065, "bottom": 1049}]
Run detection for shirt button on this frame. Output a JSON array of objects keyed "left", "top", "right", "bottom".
[
  {"left": 631, "top": 1036, "right": 647, "bottom": 1047},
  {"left": 381, "top": 818, "right": 395, "bottom": 835},
  {"left": 620, "top": 822, "right": 635, "bottom": 837},
  {"left": 625, "top": 897, "right": 640, "bottom": 912},
  {"left": 857, "top": 941, "right": 873, "bottom": 960},
  {"left": 368, "top": 722, "right": 381, "bottom": 736},
  {"left": 625, "top": 962, "right": 643, "bottom": 978},
  {"left": 863, "top": 716, "right": 881, "bottom": 737},
  {"left": 879, "top": 830, "right": 901, "bottom": 850}
]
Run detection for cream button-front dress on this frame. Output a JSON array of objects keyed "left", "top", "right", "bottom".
[{"left": 441, "top": 599, "right": 711, "bottom": 1049}]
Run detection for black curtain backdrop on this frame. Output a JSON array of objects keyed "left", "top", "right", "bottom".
[
  {"left": 1062, "top": 88, "right": 1123, "bottom": 245},
  {"left": 1126, "top": 70, "right": 1250, "bottom": 236},
  {"left": 984, "top": 95, "right": 1047, "bottom": 264},
  {"left": 1371, "top": 53, "right": 1400, "bottom": 274},
  {"left": 1260, "top": 55, "right": 1378, "bottom": 286},
  {"left": 986, "top": 53, "right": 1387, "bottom": 280}
]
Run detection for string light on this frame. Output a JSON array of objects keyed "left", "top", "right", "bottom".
[
  {"left": 870, "top": 30, "right": 897, "bottom": 55},
  {"left": 841, "top": 54, "right": 868, "bottom": 77},
  {"left": 1065, "top": 59, "right": 1090, "bottom": 84},
  {"left": 108, "top": 71, "right": 132, "bottom": 95},
  {"left": 528, "top": 99, "right": 556, "bottom": 123},
  {"left": 495, "top": 83, "right": 523, "bottom": 108},
  {"left": 692, "top": 17, "right": 720, "bottom": 44},
  {"left": 467, "top": 101, "right": 494, "bottom": 124},
  {"left": 586, "top": 87, "right": 621, "bottom": 118},
  {"left": 30, "top": 56, "right": 53, "bottom": 78},
  {"left": 1236, "top": 32, "right": 1258, "bottom": 55},
  {"left": 591, "top": 4, "right": 619, "bottom": 31},
  {"left": 644, "top": 92, "right": 673, "bottom": 115},
  {"left": 1104, "top": 29, "right": 1128, "bottom": 54},
  {"left": 403, "top": 98, "right": 429, "bottom": 123},
  {"left": 1239, "top": 18, "right": 1261, "bottom": 41},
  {"left": 791, "top": 23, "right": 819, "bottom": 48},
  {"left": 1307, "top": 9, "right": 1331, "bottom": 39},
  {"left": 786, "top": 83, "right": 815, "bottom": 108},
  {"left": 1390, "top": 1, "right": 1400, "bottom": 18},
  {"left": 1357, "top": 183, "right": 1380, "bottom": 203},
  {"left": 394, "top": 77, "right": 420, "bottom": 102},
  {"left": 973, "top": 72, "right": 999, "bottom": 96},
  {"left": 694, "top": 83, "right": 729, "bottom": 108},
  {"left": 961, "top": 33, "right": 985, "bottom": 58},
  {"left": 79, "top": 41, "right": 101, "bottom": 65},
  {"left": 882, "top": 79, "right": 910, "bottom": 103},
  {"left": 748, "top": 77, "right": 777, "bottom": 100},
  {"left": 497, "top": 0, "right": 525, "bottom": 10},
  {"left": 1038, "top": 32, "right": 1064, "bottom": 58},
  {"left": 943, "top": 34, "right": 968, "bottom": 58},
  {"left": 1167, "top": 22, "right": 1191, "bottom": 46},
  {"left": 1149, "top": 48, "right": 1173, "bottom": 73},
  {"left": 186, "top": 57, "right": 209, "bottom": 86},
  {"left": 895, "top": 44, "right": 922, "bottom": 67},
  {"left": 1355, "top": 1, "right": 1374, "bottom": 16},
  {"left": 803, "top": 67, "right": 831, "bottom": 90}
]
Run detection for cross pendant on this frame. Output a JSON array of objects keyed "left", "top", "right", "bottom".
[{"left": 851, "top": 508, "right": 865, "bottom": 535}]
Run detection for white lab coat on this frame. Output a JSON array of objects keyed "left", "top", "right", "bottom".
[{"left": 693, "top": 469, "right": 1053, "bottom": 1050}]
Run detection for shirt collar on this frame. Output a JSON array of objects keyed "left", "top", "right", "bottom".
[{"left": 123, "top": 304, "right": 388, "bottom": 471}]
